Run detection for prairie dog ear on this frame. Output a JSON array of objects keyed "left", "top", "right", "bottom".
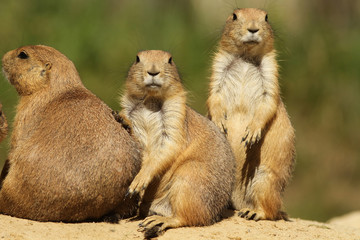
[
  {"left": 45, "top": 62, "right": 52, "bottom": 70},
  {"left": 40, "top": 62, "right": 52, "bottom": 77}
]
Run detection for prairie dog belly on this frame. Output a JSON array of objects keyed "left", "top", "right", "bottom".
[
  {"left": 225, "top": 114, "right": 249, "bottom": 164},
  {"left": 213, "top": 53, "right": 264, "bottom": 118},
  {"left": 128, "top": 107, "right": 163, "bottom": 149}
]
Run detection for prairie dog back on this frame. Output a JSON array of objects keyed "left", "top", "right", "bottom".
[{"left": 0, "top": 45, "right": 141, "bottom": 222}]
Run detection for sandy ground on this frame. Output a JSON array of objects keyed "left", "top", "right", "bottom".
[
  {"left": 1, "top": 210, "right": 359, "bottom": 240},
  {"left": 328, "top": 211, "right": 360, "bottom": 229}
]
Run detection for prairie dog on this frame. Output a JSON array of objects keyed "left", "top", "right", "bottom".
[
  {"left": 207, "top": 8, "right": 295, "bottom": 220},
  {"left": 121, "top": 50, "right": 235, "bottom": 238},
  {"left": 0, "top": 45, "right": 141, "bottom": 222},
  {"left": 0, "top": 103, "right": 7, "bottom": 143}
]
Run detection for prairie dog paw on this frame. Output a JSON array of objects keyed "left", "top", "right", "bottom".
[
  {"left": 139, "top": 215, "right": 166, "bottom": 238},
  {"left": 0, "top": 106, "right": 8, "bottom": 135},
  {"left": 238, "top": 208, "right": 266, "bottom": 221},
  {"left": 242, "top": 124, "right": 262, "bottom": 148},
  {"left": 139, "top": 215, "right": 181, "bottom": 239},
  {"left": 112, "top": 110, "right": 132, "bottom": 134},
  {"left": 127, "top": 172, "right": 151, "bottom": 200}
]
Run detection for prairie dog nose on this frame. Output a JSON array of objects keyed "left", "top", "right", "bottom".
[
  {"left": 247, "top": 28, "right": 259, "bottom": 33},
  {"left": 147, "top": 71, "right": 160, "bottom": 77}
]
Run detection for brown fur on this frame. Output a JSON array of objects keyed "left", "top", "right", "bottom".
[
  {"left": 0, "top": 103, "right": 9, "bottom": 190},
  {"left": 0, "top": 103, "right": 7, "bottom": 143},
  {"left": 0, "top": 45, "right": 141, "bottom": 222},
  {"left": 207, "top": 8, "right": 295, "bottom": 220},
  {"left": 121, "top": 50, "right": 235, "bottom": 237}
]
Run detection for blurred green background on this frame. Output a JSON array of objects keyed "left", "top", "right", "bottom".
[{"left": 0, "top": 0, "right": 359, "bottom": 222}]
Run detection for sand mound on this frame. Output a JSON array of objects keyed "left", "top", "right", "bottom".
[
  {"left": 1, "top": 210, "right": 360, "bottom": 240},
  {"left": 328, "top": 211, "right": 360, "bottom": 229}
]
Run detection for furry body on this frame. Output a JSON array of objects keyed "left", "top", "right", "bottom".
[
  {"left": 0, "top": 45, "right": 141, "bottom": 222},
  {"left": 121, "top": 50, "right": 235, "bottom": 237},
  {"left": 207, "top": 8, "right": 295, "bottom": 220}
]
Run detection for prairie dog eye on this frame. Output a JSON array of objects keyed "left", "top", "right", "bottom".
[
  {"left": 233, "top": 13, "right": 237, "bottom": 21},
  {"left": 18, "top": 51, "right": 29, "bottom": 59},
  {"left": 168, "top": 57, "right": 172, "bottom": 64},
  {"left": 136, "top": 55, "right": 140, "bottom": 63},
  {"left": 265, "top": 14, "right": 268, "bottom": 22}
]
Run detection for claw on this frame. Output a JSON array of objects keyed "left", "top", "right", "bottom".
[
  {"left": 144, "top": 225, "right": 162, "bottom": 239},
  {"left": 221, "top": 123, "right": 228, "bottom": 136},
  {"left": 248, "top": 213, "right": 256, "bottom": 220},
  {"left": 240, "top": 210, "right": 250, "bottom": 218},
  {"left": 137, "top": 227, "right": 145, "bottom": 232},
  {"left": 125, "top": 190, "right": 130, "bottom": 198},
  {"left": 239, "top": 208, "right": 265, "bottom": 221},
  {"left": 126, "top": 188, "right": 138, "bottom": 199},
  {"left": 140, "top": 217, "right": 156, "bottom": 228}
]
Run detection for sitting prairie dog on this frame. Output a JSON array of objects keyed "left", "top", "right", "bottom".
[
  {"left": 207, "top": 8, "right": 295, "bottom": 220},
  {"left": 0, "top": 103, "right": 7, "bottom": 143},
  {"left": 0, "top": 45, "right": 141, "bottom": 222},
  {"left": 121, "top": 50, "right": 235, "bottom": 238}
]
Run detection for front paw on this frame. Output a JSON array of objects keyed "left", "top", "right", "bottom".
[
  {"left": 211, "top": 118, "right": 228, "bottom": 136},
  {"left": 127, "top": 172, "right": 151, "bottom": 200},
  {"left": 241, "top": 124, "right": 262, "bottom": 148},
  {"left": 0, "top": 107, "right": 8, "bottom": 136},
  {"left": 112, "top": 110, "right": 132, "bottom": 134}
]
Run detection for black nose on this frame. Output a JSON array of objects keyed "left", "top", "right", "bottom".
[
  {"left": 248, "top": 28, "right": 259, "bottom": 34},
  {"left": 148, "top": 71, "right": 160, "bottom": 77}
]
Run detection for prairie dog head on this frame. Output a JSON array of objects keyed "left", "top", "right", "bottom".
[
  {"left": 125, "top": 50, "right": 183, "bottom": 99},
  {"left": 220, "top": 8, "right": 274, "bottom": 62},
  {"left": 2, "top": 45, "right": 81, "bottom": 96}
]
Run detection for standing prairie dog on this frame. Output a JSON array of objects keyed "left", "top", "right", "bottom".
[
  {"left": 0, "top": 103, "right": 7, "bottom": 143},
  {"left": 207, "top": 8, "right": 295, "bottom": 220},
  {"left": 121, "top": 50, "right": 235, "bottom": 238},
  {"left": 0, "top": 45, "right": 141, "bottom": 222}
]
